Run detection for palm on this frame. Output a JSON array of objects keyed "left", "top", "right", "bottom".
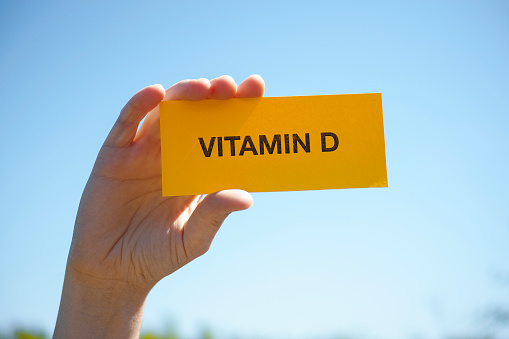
[
  {"left": 82, "top": 143, "right": 195, "bottom": 286},
  {"left": 68, "top": 75, "right": 265, "bottom": 289}
]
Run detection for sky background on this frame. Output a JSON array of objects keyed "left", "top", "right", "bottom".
[{"left": 0, "top": 1, "right": 508, "bottom": 338}]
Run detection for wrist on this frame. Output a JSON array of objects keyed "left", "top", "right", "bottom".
[{"left": 54, "top": 266, "right": 150, "bottom": 339}]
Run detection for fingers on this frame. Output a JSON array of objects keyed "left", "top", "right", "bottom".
[
  {"left": 209, "top": 75, "right": 237, "bottom": 100},
  {"left": 183, "top": 190, "right": 253, "bottom": 259},
  {"left": 164, "top": 75, "right": 238, "bottom": 101},
  {"left": 104, "top": 84, "right": 165, "bottom": 148},
  {"left": 236, "top": 74, "right": 265, "bottom": 98},
  {"left": 135, "top": 75, "right": 265, "bottom": 144},
  {"left": 165, "top": 78, "right": 211, "bottom": 101}
]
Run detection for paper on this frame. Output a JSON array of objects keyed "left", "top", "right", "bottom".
[{"left": 160, "top": 93, "right": 388, "bottom": 196}]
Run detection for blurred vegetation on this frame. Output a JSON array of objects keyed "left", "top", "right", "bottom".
[
  {"left": 0, "top": 327, "right": 508, "bottom": 339},
  {"left": 1, "top": 304, "right": 508, "bottom": 339},
  {"left": 0, "top": 329, "right": 48, "bottom": 339},
  {"left": 139, "top": 328, "right": 213, "bottom": 339},
  {"left": 0, "top": 328, "right": 215, "bottom": 339}
]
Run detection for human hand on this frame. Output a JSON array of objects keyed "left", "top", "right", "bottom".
[{"left": 54, "top": 75, "right": 265, "bottom": 338}]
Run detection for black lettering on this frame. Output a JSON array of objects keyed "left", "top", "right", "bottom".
[
  {"left": 293, "top": 133, "right": 310, "bottom": 153},
  {"left": 321, "top": 132, "right": 339, "bottom": 152},
  {"left": 198, "top": 137, "right": 215, "bottom": 157},
  {"left": 217, "top": 136, "right": 223, "bottom": 157},
  {"left": 224, "top": 136, "right": 241, "bottom": 156},
  {"left": 239, "top": 135, "right": 258, "bottom": 156},
  {"left": 284, "top": 134, "right": 290, "bottom": 154},
  {"left": 259, "top": 134, "right": 282, "bottom": 155}
]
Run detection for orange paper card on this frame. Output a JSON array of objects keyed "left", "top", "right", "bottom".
[{"left": 160, "top": 93, "right": 387, "bottom": 196}]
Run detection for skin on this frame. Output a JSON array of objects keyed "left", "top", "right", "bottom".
[{"left": 54, "top": 75, "right": 265, "bottom": 338}]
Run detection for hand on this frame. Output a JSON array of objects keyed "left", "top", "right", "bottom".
[{"left": 54, "top": 75, "right": 265, "bottom": 338}]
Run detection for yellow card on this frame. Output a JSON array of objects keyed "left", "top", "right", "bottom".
[{"left": 160, "top": 93, "right": 387, "bottom": 196}]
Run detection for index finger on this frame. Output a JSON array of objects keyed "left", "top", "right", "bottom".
[{"left": 134, "top": 78, "right": 212, "bottom": 143}]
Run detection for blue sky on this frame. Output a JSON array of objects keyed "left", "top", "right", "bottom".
[{"left": 0, "top": 1, "right": 508, "bottom": 338}]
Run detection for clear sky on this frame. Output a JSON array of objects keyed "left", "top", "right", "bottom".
[{"left": 1, "top": 1, "right": 508, "bottom": 338}]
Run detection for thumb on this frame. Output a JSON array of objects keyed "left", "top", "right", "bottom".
[{"left": 183, "top": 189, "right": 253, "bottom": 259}]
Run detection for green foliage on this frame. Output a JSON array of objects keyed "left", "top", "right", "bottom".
[
  {"left": 139, "top": 327, "right": 214, "bottom": 339},
  {"left": 0, "top": 329, "right": 48, "bottom": 339},
  {"left": 201, "top": 328, "right": 214, "bottom": 339},
  {"left": 140, "top": 332, "right": 180, "bottom": 339},
  {"left": 1, "top": 325, "right": 507, "bottom": 339},
  {"left": 14, "top": 332, "right": 46, "bottom": 339}
]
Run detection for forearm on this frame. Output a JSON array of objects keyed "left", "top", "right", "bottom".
[{"left": 54, "top": 266, "right": 149, "bottom": 339}]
